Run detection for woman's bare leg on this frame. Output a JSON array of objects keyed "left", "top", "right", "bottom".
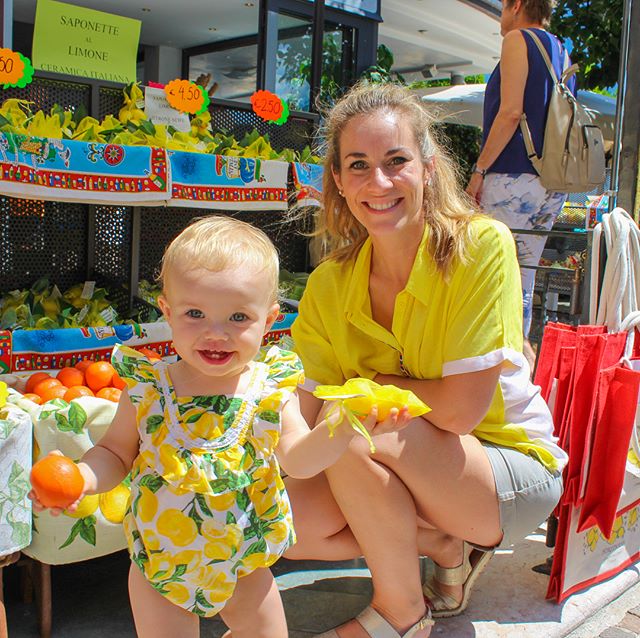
[
  {"left": 287, "top": 417, "right": 501, "bottom": 638},
  {"left": 218, "top": 568, "right": 287, "bottom": 638},
  {"left": 128, "top": 563, "right": 199, "bottom": 638}
]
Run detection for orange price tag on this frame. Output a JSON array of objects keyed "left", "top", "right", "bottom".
[
  {"left": 164, "top": 79, "right": 207, "bottom": 114},
  {"left": 0, "top": 49, "right": 25, "bottom": 86},
  {"left": 251, "top": 90, "right": 284, "bottom": 122}
]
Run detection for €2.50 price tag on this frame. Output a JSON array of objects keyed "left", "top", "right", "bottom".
[
  {"left": 164, "top": 79, "right": 210, "bottom": 115},
  {"left": 251, "top": 90, "right": 289, "bottom": 125},
  {"left": 0, "top": 49, "right": 34, "bottom": 89}
]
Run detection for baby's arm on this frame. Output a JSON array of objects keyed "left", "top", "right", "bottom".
[
  {"left": 276, "top": 391, "right": 409, "bottom": 479},
  {"left": 77, "top": 389, "right": 139, "bottom": 494},
  {"left": 30, "top": 390, "right": 139, "bottom": 515}
]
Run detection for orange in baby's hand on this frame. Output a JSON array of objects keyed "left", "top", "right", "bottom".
[
  {"left": 30, "top": 455, "right": 84, "bottom": 509},
  {"left": 56, "top": 367, "right": 85, "bottom": 388},
  {"left": 84, "top": 361, "right": 116, "bottom": 392}
]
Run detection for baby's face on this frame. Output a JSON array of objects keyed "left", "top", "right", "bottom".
[{"left": 158, "top": 262, "right": 279, "bottom": 382}]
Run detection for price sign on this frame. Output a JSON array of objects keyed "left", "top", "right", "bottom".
[
  {"left": 251, "top": 90, "right": 289, "bottom": 125},
  {"left": 0, "top": 49, "right": 34, "bottom": 89},
  {"left": 164, "top": 79, "right": 210, "bottom": 115}
]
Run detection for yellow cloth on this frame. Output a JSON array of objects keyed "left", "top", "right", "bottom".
[{"left": 292, "top": 217, "right": 567, "bottom": 472}]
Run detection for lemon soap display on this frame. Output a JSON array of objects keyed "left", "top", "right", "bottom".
[{"left": 9, "top": 389, "right": 128, "bottom": 565}]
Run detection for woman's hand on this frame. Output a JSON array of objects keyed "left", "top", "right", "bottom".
[
  {"left": 465, "top": 172, "right": 484, "bottom": 204},
  {"left": 361, "top": 405, "right": 413, "bottom": 436}
]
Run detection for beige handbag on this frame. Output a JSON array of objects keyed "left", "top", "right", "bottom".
[{"left": 519, "top": 29, "right": 606, "bottom": 193}]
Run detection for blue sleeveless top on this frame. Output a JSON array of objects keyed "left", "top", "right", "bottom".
[{"left": 482, "top": 28, "right": 577, "bottom": 175}]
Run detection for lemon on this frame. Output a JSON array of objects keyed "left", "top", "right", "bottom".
[
  {"left": 157, "top": 509, "right": 198, "bottom": 547},
  {"left": 65, "top": 494, "right": 99, "bottom": 518},
  {"left": 138, "top": 486, "right": 159, "bottom": 523},
  {"left": 163, "top": 582, "right": 190, "bottom": 605},
  {"left": 99, "top": 484, "right": 131, "bottom": 523}
]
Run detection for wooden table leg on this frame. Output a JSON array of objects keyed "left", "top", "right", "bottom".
[
  {"left": 34, "top": 561, "right": 52, "bottom": 638},
  {"left": 0, "top": 566, "right": 8, "bottom": 638}
]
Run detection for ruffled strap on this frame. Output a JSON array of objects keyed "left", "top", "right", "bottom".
[
  {"left": 256, "top": 346, "right": 304, "bottom": 412},
  {"left": 111, "top": 344, "right": 161, "bottom": 395}
]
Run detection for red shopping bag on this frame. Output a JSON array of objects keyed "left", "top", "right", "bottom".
[
  {"left": 534, "top": 323, "right": 577, "bottom": 401},
  {"left": 547, "top": 488, "right": 640, "bottom": 603},
  {"left": 551, "top": 345, "right": 577, "bottom": 439},
  {"left": 576, "top": 364, "right": 640, "bottom": 536},
  {"left": 562, "top": 332, "right": 627, "bottom": 505}
]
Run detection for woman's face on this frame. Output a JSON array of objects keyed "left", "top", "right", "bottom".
[{"left": 332, "top": 110, "right": 430, "bottom": 239}]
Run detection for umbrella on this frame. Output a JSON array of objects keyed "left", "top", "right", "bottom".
[{"left": 419, "top": 83, "right": 616, "bottom": 142}]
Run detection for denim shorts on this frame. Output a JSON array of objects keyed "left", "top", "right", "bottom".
[{"left": 479, "top": 442, "right": 563, "bottom": 549}]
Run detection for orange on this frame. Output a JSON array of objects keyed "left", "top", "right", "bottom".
[
  {"left": 96, "top": 387, "right": 122, "bottom": 403},
  {"left": 75, "top": 359, "right": 94, "bottom": 372},
  {"left": 137, "top": 347, "right": 161, "bottom": 361},
  {"left": 39, "top": 385, "right": 68, "bottom": 403},
  {"left": 63, "top": 385, "right": 95, "bottom": 401},
  {"left": 33, "top": 377, "right": 63, "bottom": 397},
  {"left": 25, "top": 372, "right": 51, "bottom": 394},
  {"left": 57, "top": 367, "right": 85, "bottom": 388},
  {"left": 30, "top": 454, "right": 84, "bottom": 509},
  {"left": 84, "top": 361, "right": 116, "bottom": 392},
  {"left": 22, "top": 393, "right": 43, "bottom": 404},
  {"left": 111, "top": 372, "right": 126, "bottom": 390}
]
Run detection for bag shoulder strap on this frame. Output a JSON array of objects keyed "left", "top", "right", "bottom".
[{"left": 522, "top": 28, "right": 559, "bottom": 83}]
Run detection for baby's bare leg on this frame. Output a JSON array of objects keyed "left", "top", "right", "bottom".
[
  {"left": 219, "top": 567, "right": 287, "bottom": 638},
  {"left": 128, "top": 563, "right": 199, "bottom": 638}
]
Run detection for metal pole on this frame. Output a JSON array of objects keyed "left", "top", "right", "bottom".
[
  {"left": 310, "top": 0, "right": 325, "bottom": 111},
  {"left": 0, "top": 0, "right": 13, "bottom": 49},
  {"left": 608, "top": 0, "right": 633, "bottom": 211}
]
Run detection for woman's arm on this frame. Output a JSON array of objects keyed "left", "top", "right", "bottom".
[
  {"left": 76, "top": 390, "right": 140, "bottom": 494},
  {"left": 376, "top": 364, "right": 503, "bottom": 435},
  {"left": 466, "top": 30, "right": 528, "bottom": 200}
]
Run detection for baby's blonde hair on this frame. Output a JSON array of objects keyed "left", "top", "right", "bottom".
[{"left": 159, "top": 216, "right": 280, "bottom": 303}]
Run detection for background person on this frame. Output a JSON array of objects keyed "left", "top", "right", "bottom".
[
  {"left": 286, "top": 82, "right": 567, "bottom": 638},
  {"left": 465, "top": 0, "right": 576, "bottom": 368}
]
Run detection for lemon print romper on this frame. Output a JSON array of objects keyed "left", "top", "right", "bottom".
[{"left": 111, "top": 344, "right": 300, "bottom": 617}]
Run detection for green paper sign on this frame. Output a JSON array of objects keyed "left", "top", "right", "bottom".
[{"left": 32, "top": 0, "right": 141, "bottom": 84}]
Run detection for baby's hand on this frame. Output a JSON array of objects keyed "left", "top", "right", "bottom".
[
  {"left": 361, "top": 405, "right": 412, "bottom": 435},
  {"left": 29, "top": 450, "right": 87, "bottom": 517}
]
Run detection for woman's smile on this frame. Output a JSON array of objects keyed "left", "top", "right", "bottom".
[{"left": 365, "top": 198, "right": 402, "bottom": 212}]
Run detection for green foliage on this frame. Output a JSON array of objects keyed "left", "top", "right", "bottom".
[
  {"left": 361, "top": 44, "right": 406, "bottom": 84},
  {"left": 550, "top": 0, "right": 623, "bottom": 91}
]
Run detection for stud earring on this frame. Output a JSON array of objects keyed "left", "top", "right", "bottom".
[{"left": 338, "top": 190, "right": 344, "bottom": 197}]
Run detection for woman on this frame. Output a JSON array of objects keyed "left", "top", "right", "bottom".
[
  {"left": 466, "top": 0, "right": 576, "bottom": 367},
  {"left": 285, "top": 82, "right": 567, "bottom": 638}
]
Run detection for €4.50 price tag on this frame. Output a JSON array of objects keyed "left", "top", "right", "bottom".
[
  {"left": 164, "top": 79, "right": 210, "bottom": 115},
  {"left": 251, "top": 90, "right": 289, "bottom": 125},
  {"left": 0, "top": 49, "right": 34, "bottom": 89}
]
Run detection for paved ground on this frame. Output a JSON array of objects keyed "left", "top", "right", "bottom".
[{"left": 4, "top": 523, "right": 640, "bottom": 637}]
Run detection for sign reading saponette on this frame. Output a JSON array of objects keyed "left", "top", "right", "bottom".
[{"left": 32, "top": 0, "right": 141, "bottom": 84}]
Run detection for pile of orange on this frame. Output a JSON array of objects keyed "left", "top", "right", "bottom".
[{"left": 22, "top": 359, "right": 126, "bottom": 405}]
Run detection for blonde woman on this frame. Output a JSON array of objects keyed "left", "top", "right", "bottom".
[{"left": 286, "top": 82, "right": 567, "bottom": 638}]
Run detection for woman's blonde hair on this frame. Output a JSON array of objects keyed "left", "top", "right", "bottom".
[
  {"left": 159, "top": 215, "right": 280, "bottom": 303},
  {"left": 317, "top": 81, "right": 480, "bottom": 277}
]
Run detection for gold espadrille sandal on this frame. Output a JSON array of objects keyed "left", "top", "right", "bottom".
[
  {"left": 317, "top": 605, "right": 434, "bottom": 637},
  {"left": 422, "top": 545, "right": 494, "bottom": 618}
]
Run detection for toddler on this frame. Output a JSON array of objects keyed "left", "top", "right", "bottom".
[{"left": 30, "top": 216, "right": 409, "bottom": 638}]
